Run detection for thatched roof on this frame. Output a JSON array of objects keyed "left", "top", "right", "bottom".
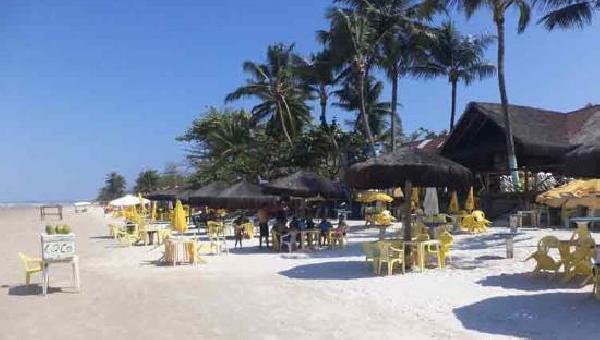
[
  {"left": 442, "top": 102, "right": 600, "bottom": 173},
  {"left": 187, "top": 182, "right": 228, "bottom": 204},
  {"left": 264, "top": 171, "right": 347, "bottom": 198},
  {"left": 345, "top": 148, "right": 472, "bottom": 190},
  {"left": 146, "top": 187, "right": 184, "bottom": 201},
  {"left": 208, "top": 182, "right": 280, "bottom": 209}
]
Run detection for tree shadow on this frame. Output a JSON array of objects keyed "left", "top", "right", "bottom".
[
  {"left": 453, "top": 233, "right": 533, "bottom": 251},
  {"left": 89, "top": 236, "right": 113, "bottom": 240},
  {"left": 453, "top": 292, "right": 599, "bottom": 339},
  {"left": 477, "top": 272, "right": 586, "bottom": 291},
  {"left": 279, "top": 260, "right": 373, "bottom": 280}
]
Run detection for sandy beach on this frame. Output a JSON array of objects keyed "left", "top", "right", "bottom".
[{"left": 1, "top": 206, "right": 599, "bottom": 339}]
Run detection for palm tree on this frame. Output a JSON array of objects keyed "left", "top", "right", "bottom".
[
  {"left": 296, "top": 50, "right": 338, "bottom": 129},
  {"left": 134, "top": 169, "right": 161, "bottom": 193},
  {"left": 334, "top": 74, "right": 392, "bottom": 137},
  {"left": 537, "top": 0, "right": 600, "bottom": 30},
  {"left": 321, "top": 7, "right": 390, "bottom": 156},
  {"left": 225, "top": 43, "right": 313, "bottom": 144},
  {"left": 336, "top": 0, "right": 437, "bottom": 151},
  {"left": 415, "top": 21, "right": 496, "bottom": 131},
  {"left": 98, "top": 172, "right": 126, "bottom": 201},
  {"left": 455, "top": 0, "right": 531, "bottom": 189}
]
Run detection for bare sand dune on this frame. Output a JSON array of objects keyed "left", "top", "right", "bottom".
[{"left": 0, "top": 207, "right": 598, "bottom": 339}]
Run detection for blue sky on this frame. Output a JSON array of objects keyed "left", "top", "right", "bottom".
[{"left": 1, "top": 1, "right": 598, "bottom": 201}]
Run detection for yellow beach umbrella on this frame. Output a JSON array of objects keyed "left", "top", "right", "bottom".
[
  {"left": 448, "top": 190, "right": 459, "bottom": 214},
  {"left": 356, "top": 191, "right": 393, "bottom": 203},
  {"left": 171, "top": 200, "right": 188, "bottom": 234},
  {"left": 150, "top": 201, "right": 157, "bottom": 223},
  {"left": 392, "top": 187, "right": 404, "bottom": 198},
  {"left": 138, "top": 193, "right": 147, "bottom": 215},
  {"left": 464, "top": 186, "right": 474, "bottom": 212},
  {"left": 410, "top": 188, "right": 420, "bottom": 211}
]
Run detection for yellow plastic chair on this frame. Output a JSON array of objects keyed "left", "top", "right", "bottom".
[
  {"left": 562, "top": 237, "right": 595, "bottom": 284},
  {"left": 163, "top": 239, "right": 176, "bottom": 265},
  {"left": 242, "top": 222, "right": 255, "bottom": 239},
  {"left": 472, "top": 210, "right": 491, "bottom": 227},
  {"left": 376, "top": 241, "right": 405, "bottom": 275},
  {"left": 362, "top": 241, "right": 379, "bottom": 272},
  {"left": 18, "top": 252, "right": 43, "bottom": 285},
  {"left": 438, "top": 231, "right": 454, "bottom": 267},
  {"left": 137, "top": 222, "right": 149, "bottom": 246},
  {"left": 207, "top": 221, "right": 228, "bottom": 255},
  {"left": 107, "top": 224, "right": 121, "bottom": 239},
  {"left": 525, "top": 236, "right": 561, "bottom": 276}
]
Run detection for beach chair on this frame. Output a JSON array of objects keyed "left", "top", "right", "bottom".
[
  {"left": 362, "top": 241, "right": 379, "bottom": 272},
  {"left": 242, "top": 222, "right": 255, "bottom": 239},
  {"left": 137, "top": 222, "right": 149, "bottom": 246},
  {"left": 376, "top": 241, "right": 405, "bottom": 275},
  {"left": 207, "top": 221, "right": 228, "bottom": 255},
  {"left": 157, "top": 228, "right": 172, "bottom": 245},
  {"left": 562, "top": 237, "right": 595, "bottom": 284},
  {"left": 472, "top": 210, "right": 491, "bottom": 227},
  {"left": 162, "top": 238, "right": 176, "bottom": 265},
  {"left": 18, "top": 252, "right": 43, "bottom": 285},
  {"left": 116, "top": 225, "right": 140, "bottom": 247},
  {"left": 107, "top": 224, "right": 120, "bottom": 239},
  {"left": 271, "top": 230, "right": 281, "bottom": 251},
  {"left": 280, "top": 232, "right": 296, "bottom": 253},
  {"left": 525, "top": 236, "right": 561, "bottom": 277}
]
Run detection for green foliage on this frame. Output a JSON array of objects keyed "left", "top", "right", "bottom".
[
  {"left": 134, "top": 169, "right": 161, "bottom": 193},
  {"left": 97, "top": 172, "right": 126, "bottom": 202},
  {"left": 158, "top": 163, "right": 188, "bottom": 188},
  {"left": 225, "top": 43, "right": 314, "bottom": 144}
]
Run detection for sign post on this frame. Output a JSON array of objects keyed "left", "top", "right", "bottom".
[{"left": 40, "top": 233, "right": 79, "bottom": 296}]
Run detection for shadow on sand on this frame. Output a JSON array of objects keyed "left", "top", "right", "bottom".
[
  {"left": 279, "top": 260, "right": 373, "bottom": 280},
  {"left": 477, "top": 272, "right": 585, "bottom": 291},
  {"left": 7, "top": 284, "right": 66, "bottom": 296},
  {"left": 453, "top": 292, "right": 599, "bottom": 339}
]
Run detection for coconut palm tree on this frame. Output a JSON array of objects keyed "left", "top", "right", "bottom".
[
  {"left": 537, "top": 0, "right": 600, "bottom": 30},
  {"left": 134, "top": 169, "right": 161, "bottom": 194},
  {"left": 98, "top": 172, "right": 126, "bottom": 201},
  {"left": 296, "top": 50, "right": 338, "bottom": 129},
  {"left": 334, "top": 74, "right": 392, "bottom": 137},
  {"left": 454, "top": 0, "right": 531, "bottom": 189},
  {"left": 335, "top": 0, "right": 438, "bottom": 151},
  {"left": 415, "top": 21, "right": 496, "bottom": 131},
  {"left": 225, "top": 43, "right": 313, "bottom": 144},
  {"left": 321, "top": 7, "right": 391, "bottom": 156}
]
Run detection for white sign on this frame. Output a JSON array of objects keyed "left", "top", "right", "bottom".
[{"left": 41, "top": 234, "right": 75, "bottom": 262}]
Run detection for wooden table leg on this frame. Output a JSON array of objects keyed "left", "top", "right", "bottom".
[{"left": 42, "top": 263, "right": 49, "bottom": 296}]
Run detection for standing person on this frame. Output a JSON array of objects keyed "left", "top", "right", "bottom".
[{"left": 258, "top": 205, "right": 270, "bottom": 248}]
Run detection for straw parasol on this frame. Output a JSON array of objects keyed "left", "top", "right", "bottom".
[
  {"left": 346, "top": 148, "right": 471, "bottom": 190},
  {"left": 145, "top": 187, "right": 181, "bottom": 201},
  {"left": 171, "top": 200, "right": 188, "bottom": 234},
  {"left": 208, "top": 182, "right": 280, "bottom": 209},
  {"left": 264, "top": 170, "right": 347, "bottom": 198},
  {"left": 346, "top": 148, "right": 472, "bottom": 244}
]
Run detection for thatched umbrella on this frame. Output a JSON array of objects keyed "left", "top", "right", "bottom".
[
  {"left": 209, "top": 182, "right": 280, "bottom": 210},
  {"left": 187, "top": 182, "right": 228, "bottom": 205},
  {"left": 346, "top": 148, "right": 472, "bottom": 244},
  {"left": 264, "top": 170, "right": 347, "bottom": 199}
]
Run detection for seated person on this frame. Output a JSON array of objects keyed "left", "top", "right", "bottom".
[
  {"left": 319, "top": 218, "right": 332, "bottom": 236},
  {"left": 289, "top": 216, "right": 299, "bottom": 231},
  {"left": 306, "top": 217, "right": 315, "bottom": 229}
]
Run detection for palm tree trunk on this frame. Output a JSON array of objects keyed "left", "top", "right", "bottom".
[
  {"left": 276, "top": 102, "right": 293, "bottom": 145},
  {"left": 495, "top": 14, "right": 520, "bottom": 190},
  {"left": 319, "top": 84, "right": 328, "bottom": 128},
  {"left": 450, "top": 79, "right": 457, "bottom": 131},
  {"left": 402, "top": 179, "right": 413, "bottom": 262},
  {"left": 358, "top": 68, "right": 376, "bottom": 157},
  {"left": 390, "top": 66, "right": 398, "bottom": 152}
]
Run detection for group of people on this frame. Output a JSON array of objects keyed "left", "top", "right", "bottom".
[{"left": 257, "top": 205, "right": 348, "bottom": 249}]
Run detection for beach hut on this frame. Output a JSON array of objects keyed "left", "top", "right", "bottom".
[
  {"left": 205, "top": 182, "right": 280, "bottom": 210},
  {"left": 187, "top": 182, "right": 228, "bottom": 205}
]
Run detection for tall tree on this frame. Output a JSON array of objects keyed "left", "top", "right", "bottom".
[
  {"left": 134, "top": 169, "right": 161, "bottom": 194},
  {"left": 455, "top": 0, "right": 531, "bottom": 189},
  {"left": 159, "top": 163, "right": 187, "bottom": 188},
  {"left": 414, "top": 21, "right": 495, "bottom": 130},
  {"left": 337, "top": 0, "right": 434, "bottom": 151},
  {"left": 97, "top": 172, "right": 126, "bottom": 201},
  {"left": 537, "top": 0, "right": 600, "bottom": 30},
  {"left": 225, "top": 43, "right": 313, "bottom": 144},
  {"left": 322, "top": 7, "right": 391, "bottom": 156},
  {"left": 334, "top": 74, "right": 392, "bottom": 137},
  {"left": 296, "top": 50, "right": 338, "bottom": 129}
]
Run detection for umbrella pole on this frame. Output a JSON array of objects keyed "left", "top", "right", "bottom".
[{"left": 402, "top": 180, "right": 413, "bottom": 264}]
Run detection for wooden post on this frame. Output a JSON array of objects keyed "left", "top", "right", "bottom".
[{"left": 402, "top": 180, "right": 413, "bottom": 263}]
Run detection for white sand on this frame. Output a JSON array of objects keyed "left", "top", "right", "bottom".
[{"left": 1, "top": 206, "right": 598, "bottom": 339}]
